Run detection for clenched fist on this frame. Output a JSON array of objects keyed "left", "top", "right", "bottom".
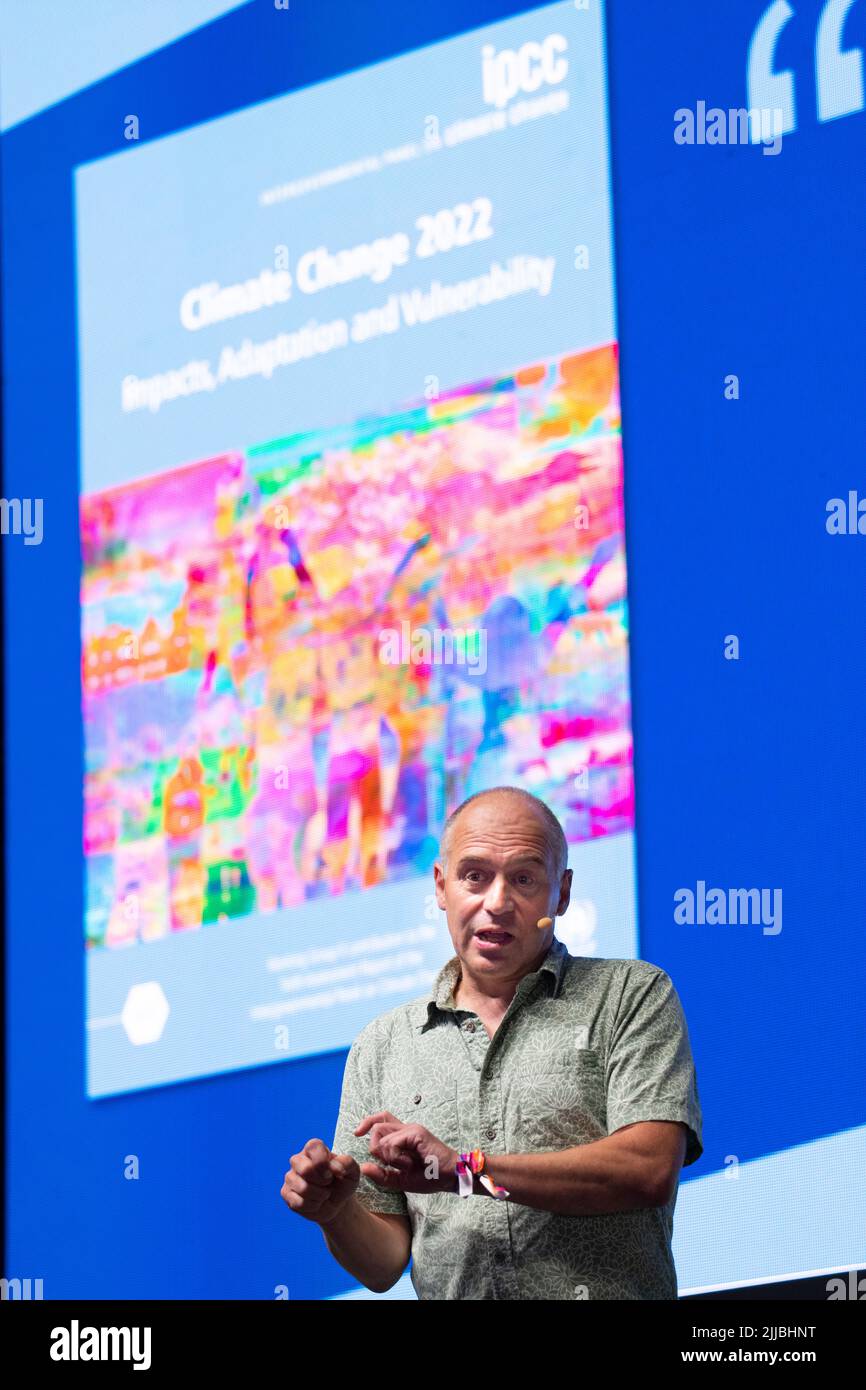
[{"left": 281, "top": 1139, "right": 361, "bottom": 1225}]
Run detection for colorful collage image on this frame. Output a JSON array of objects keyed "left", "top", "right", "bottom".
[{"left": 81, "top": 343, "right": 632, "bottom": 947}]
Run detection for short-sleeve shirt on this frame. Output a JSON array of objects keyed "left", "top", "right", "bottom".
[{"left": 331, "top": 934, "right": 703, "bottom": 1300}]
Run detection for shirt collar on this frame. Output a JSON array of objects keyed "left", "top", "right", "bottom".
[{"left": 411, "top": 933, "right": 569, "bottom": 1031}]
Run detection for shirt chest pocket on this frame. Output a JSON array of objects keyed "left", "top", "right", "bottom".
[
  {"left": 511, "top": 1050, "right": 607, "bottom": 1150},
  {"left": 388, "top": 1077, "right": 461, "bottom": 1150}
]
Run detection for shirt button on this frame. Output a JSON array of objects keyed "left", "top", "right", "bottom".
[
  {"left": 485, "top": 1127, "right": 496, "bottom": 1140},
  {"left": 466, "top": 1022, "right": 476, "bottom": 1032},
  {"left": 413, "top": 1093, "right": 421, "bottom": 1104}
]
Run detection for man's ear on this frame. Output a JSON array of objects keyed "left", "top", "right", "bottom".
[
  {"left": 433, "top": 860, "right": 447, "bottom": 910},
  {"left": 556, "top": 867, "right": 573, "bottom": 915}
]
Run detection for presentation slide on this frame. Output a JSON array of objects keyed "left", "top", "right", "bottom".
[{"left": 76, "top": 0, "right": 637, "bottom": 1098}]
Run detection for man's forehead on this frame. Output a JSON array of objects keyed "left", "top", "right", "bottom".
[
  {"left": 447, "top": 805, "right": 553, "bottom": 860},
  {"left": 454, "top": 845, "right": 549, "bottom": 867},
  {"left": 450, "top": 797, "right": 548, "bottom": 836}
]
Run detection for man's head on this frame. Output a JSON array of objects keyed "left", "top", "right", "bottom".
[{"left": 434, "top": 787, "right": 572, "bottom": 981}]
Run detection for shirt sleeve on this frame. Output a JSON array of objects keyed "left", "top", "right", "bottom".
[
  {"left": 605, "top": 963, "right": 704, "bottom": 1166},
  {"left": 331, "top": 1027, "right": 410, "bottom": 1217}
]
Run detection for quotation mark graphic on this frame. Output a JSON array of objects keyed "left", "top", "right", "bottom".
[
  {"left": 747, "top": 0, "right": 864, "bottom": 137},
  {"left": 816, "top": 0, "right": 865, "bottom": 118}
]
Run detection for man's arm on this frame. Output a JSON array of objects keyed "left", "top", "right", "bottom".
[
  {"left": 321, "top": 1200, "right": 412, "bottom": 1294},
  {"left": 323, "top": 1030, "right": 413, "bottom": 1292},
  {"left": 460, "top": 1120, "right": 687, "bottom": 1215}
]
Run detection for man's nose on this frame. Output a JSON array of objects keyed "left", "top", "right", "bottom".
[{"left": 483, "top": 875, "right": 513, "bottom": 914}]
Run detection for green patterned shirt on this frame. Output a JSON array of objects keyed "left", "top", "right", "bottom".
[{"left": 331, "top": 934, "right": 703, "bottom": 1300}]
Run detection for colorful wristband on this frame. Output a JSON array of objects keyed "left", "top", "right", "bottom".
[{"left": 455, "top": 1148, "right": 510, "bottom": 1200}]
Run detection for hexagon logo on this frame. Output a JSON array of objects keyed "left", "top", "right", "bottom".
[{"left": 121, "top": 982, "right": 169, "bottom": 1045}]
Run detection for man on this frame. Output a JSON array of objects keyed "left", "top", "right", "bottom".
[{"left": 281, "top": 785, "right": 703, "bottom": 1299}]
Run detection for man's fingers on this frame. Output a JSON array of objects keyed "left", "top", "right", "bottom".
[
  {"left": 285, "top": 1172, "right": 317, "bottom": 1200},
  {"left": 328, "top": 1154, "right": 358, "bottom": 1179},
  {"left": 367, "top": 1124, "right": 408, "bottom": 1160},
  {"left": 281, "top": 1145, "right": 363, "bottom": 1221},
  {"left": 360, "top": 1161, "right": 407, "bottom": 1187},
  {"left": 293, "top": 1151, "right": 335, "bottom": 1186},
  {"left": 294, "top": 1138, "right": 339, "bottom": 1182},
  {"left": 296, "top": 1141, "right": 360, "bottom": 1183},
  {"left": 304, "top": 1137, "right": 332, "bottom": 1160},
  {"left": 282, "top": 1174, "right": 319, "bottom": 1209},
  {"left": 372, "top": 1125, "right": 428, "bottom": 1163},
  {"left": 372, "top": 1150, "right": 413, "bottom": 1171},
  {"left": 355, "top": 1111, "right": 402, "bottom": 1135}
]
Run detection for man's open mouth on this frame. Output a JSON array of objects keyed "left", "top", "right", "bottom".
[{"left": 475, "top": 930, "right": 512, "bottom": 943}]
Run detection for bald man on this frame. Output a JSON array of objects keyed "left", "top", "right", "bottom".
[{"left": 281, "top": 785, "right": 703, "bottom": 1299}]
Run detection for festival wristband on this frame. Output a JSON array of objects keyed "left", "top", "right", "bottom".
[{"left": 455, "top": 1148, "right": 510, "bottom": 1200}]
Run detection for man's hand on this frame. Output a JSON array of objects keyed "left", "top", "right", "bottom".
[
  {"left": 281, "top": 1139, "right": 362, "bottom": 1225},
  {"left": 355, "top": 1111, "right": 459, "bottom": 1194}
]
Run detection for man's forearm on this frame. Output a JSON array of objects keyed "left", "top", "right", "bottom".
[
  {"left": 469, "top": 1137, "right": 660, "bottom": 1216},
  {"left": 320, "top": 1196, "right": 410, "bottom": 1292}
]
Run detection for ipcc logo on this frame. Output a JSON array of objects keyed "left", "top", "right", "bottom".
[{"left": 481, "top": 33, "right": 569, "bottom": 110}]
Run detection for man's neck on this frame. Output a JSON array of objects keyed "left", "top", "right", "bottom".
[
  {"left": 453, "top": 940, "right": 550, "bottom": 1016},
  {"left": 453, "top": 968, "right": 515, "bottom": 1019}
]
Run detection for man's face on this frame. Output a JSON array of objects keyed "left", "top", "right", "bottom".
[{"left": 433, "top": 796, "right": 572, "bottom": 979}]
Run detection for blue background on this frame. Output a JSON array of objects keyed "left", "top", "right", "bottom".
[{"left": 3, "top": 0, "right": 865, "bottom": 1297}]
